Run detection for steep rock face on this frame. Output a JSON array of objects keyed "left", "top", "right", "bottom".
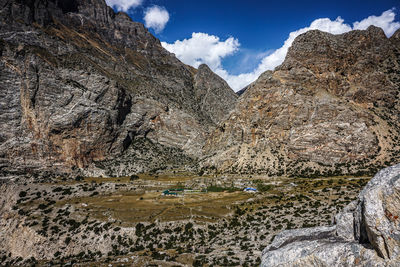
[
  {"left": 194, "top": 64, "right": 238, "bottom": 124},
  {"left": 261, "top": 164, "right": 400, "bottom": 266},
  {"left": 0, "top": 0, "right": 237, "bottom": 177},
  {"left": 203, "top": 26, "right": 400, "bottom": 176}
]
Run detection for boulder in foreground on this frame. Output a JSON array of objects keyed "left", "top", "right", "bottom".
[{"left": 261, "top": 163, "right": 400, "bottom": 266}]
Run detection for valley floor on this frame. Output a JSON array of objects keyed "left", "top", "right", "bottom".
[{"left": 0, "top": 172, "right": 370, "bottom": 266}]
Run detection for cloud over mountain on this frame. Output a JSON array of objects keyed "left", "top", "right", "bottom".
[
  {"left": 105, "top": 0, "right": 143, "bottom": 12},
  {"left": 161, "top": 33, "right": 240, "bottom": 70},
  {"left": 162, "top": 9, "right": 400, "bottom": 91},
  {"left": 144, "top": 6, "right": 170, "bottom": 33},
  {"left": 353, "top": 9, "right": 400, "bottom": 36}
]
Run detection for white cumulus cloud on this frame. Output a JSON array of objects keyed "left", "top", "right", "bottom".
[
  {"left": 162, "top": 9, "right": 400, "bottom": 91},
  {"left": 161, "top": 33, "right": 240, "bottom": 70},
  {"left": 105, "top": 0, "right": 143, "bottom": 12},
  {"left": 353, "top": 9, "right": 400, "bottom": 36},
  {"left": 144, "top": 6, "right": 170, "bottom": 33}
]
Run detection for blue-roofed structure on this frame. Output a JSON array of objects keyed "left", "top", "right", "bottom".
[{"left": 243, "top": 187, "right": 257, "bottom": 192}]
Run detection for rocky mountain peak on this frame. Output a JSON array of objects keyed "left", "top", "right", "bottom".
[
  {"left": 194, "top": 64, "right": 238, "bottom": 125},
  {"left": 280, "top": 25, "right": 390, "bottom": 75},
  {"left": 203, "top": 26, "right": 400, "bottom": 177},
  {"left": 0, "top": 0, "right": 160, "bottom": 51},
  {"left": 390, "top": 28, "right": 400, "bottom": 45},
  {"left": 0, "top": 0, "right": 80, "bottom": 25},
  {"left": 197, "top": 63, "right": 212, "bottom": 71},
  {"left": 366, "top": 24, "right": 387, "bottom": 36}
]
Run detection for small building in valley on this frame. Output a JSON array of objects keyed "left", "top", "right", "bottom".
[{"left": 243, "top": 187, "right": 257, "bottom": 193}]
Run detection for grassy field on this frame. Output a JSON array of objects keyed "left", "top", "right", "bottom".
[
  {"left": 63, "top": 190, "right": 252, "bottom": 224},
  {"left": 55, "top": 173, "right": 370, "bottom": 226},
  {"left": 7, "top": 172, "right": 371, "bottom": 266}
]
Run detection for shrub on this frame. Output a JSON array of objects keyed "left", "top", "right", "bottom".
[
  {"left": 256, "top": 183, "right": 272, "bottom": 192},
  {"left": 38, "top": 203, "right": 47, "bottom": 210},
  {"left": 185, "top": 222, "right": 193, "bottom": 232},
  {"left": 130, "top": 175, "right": 139, "bottom": 181},
  {"left": 136, "top": 223, "right": 144, "bottom": 236}
]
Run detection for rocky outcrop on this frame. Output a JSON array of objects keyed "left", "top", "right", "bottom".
[
  {"left": 0, "top": 0, "right": 237, "bottom": 177},
  {"left": 203, "top": 26, "right": 400, "bottom": 176},
  {"left": 261, "top": 164, "right": 400, "bottom": 266},
  {"left": 194, "top": 64, "right": 238, "bottom": 125}
]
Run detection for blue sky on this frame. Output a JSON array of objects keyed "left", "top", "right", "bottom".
[{"left": 106, "top": 0, "right": 400, "bottom": 90}]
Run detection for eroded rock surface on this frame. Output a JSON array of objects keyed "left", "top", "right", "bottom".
[
  {"left": 203, "top": 27, "right": 400, "bottom": 176},
  {"left": 261, "top": 164, "right": 400, "bottom": 266},
  {"left": 0, "top": 0, "right": 237, "bottom": 177}
]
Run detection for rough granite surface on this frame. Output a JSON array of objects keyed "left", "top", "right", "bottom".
[{"left": 261, "top": 164, "right": 400, "bottom": 266}]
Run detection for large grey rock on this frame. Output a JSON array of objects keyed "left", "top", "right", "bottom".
[
  {"left": 335, "top": 211, "right": 356, "bottom": 242},
  {"left": 261, "top": 164, "right": 400, "bottom": 266},
  {"left": 263, "top": 239, "right": 384, "bottom": 267},
  {"left": 358, "top": 164, "right": 400, "bottom": 259}
]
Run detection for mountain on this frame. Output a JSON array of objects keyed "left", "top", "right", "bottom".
[
  {"left": 1, "top": 0, "right": 399, "bottom": 180},
  {"left": 203, "top": 26, "right": 400, "bottom": 177},
  {"left": 0, "top": 0, "right": 237, "bottom": 178}
]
